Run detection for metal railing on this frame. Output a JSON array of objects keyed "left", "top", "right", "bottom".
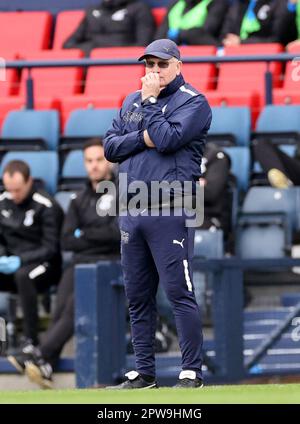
[{"left": 4, "top": 52, "right": 300, "bottom": 109}]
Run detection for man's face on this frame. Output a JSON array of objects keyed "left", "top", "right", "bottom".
[
  {"left": 144, "top": 56, "right": 182, "bottom": 88},
  {"left": 3, "top": 172, "right": 32, "bottom": 204},
  {"left": 84, "top": 145, "right": 111, "bottom": 183}
]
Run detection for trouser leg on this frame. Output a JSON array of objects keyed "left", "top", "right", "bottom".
[
  {"left": 14, "top": 263, "right": 60, "bottom": 345},
  {"left": 142, "top": 212, "right": 203, "bottom": 379},
  {"left": 253, "top": 139, "right": 300, "bottom": 184},
  {"left": 40, "top": 265, "right": 74, "bottom": 365},
  {"left": 119, "top": 215, "right": 159, "bottom": 378}
]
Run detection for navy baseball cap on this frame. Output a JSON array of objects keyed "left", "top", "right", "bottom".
[{"left": 138, "top": 39, "right": 181, "bottom": 61}]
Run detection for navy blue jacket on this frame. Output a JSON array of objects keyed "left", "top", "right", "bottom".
[{"left": 104, "top": 74, "right": 212, "bottom": 197}]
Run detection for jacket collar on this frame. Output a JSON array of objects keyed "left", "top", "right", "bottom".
[{"left": 158, "top": 74, "right": 185, "bottom": 99}]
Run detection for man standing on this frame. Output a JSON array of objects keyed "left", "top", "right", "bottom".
[
  {"left": 104, "top": 39, "right": 212, "bottom": 388},
  {"left": 8, "top": 139, "right": 120, "bottom": 389},
  {"left": 0, "top": 160, "right": 63, "bottom": 356}
]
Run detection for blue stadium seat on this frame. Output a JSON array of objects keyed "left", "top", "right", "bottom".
[
  {"left": 223, "top": 147, "right": 250, "bottom": 192},
  {"left": 0, "top": 151, "right": 58, "bottom": 194},
  {"left": 236, "top": 214, "right": 291, "bottom": 259},
  {"left": 64, "top": 108, "right": 118, "bottom": 138},
  {"left": 209, "top": 106, "right": 251, "bottom": 147},
  {"left": 242, "top": 187, "right": 298, "bottom": 230},
  {"left": 194, "top": 229, "right": 224, "bottom": 258},
  {"left": 1, "top": 110, "right": 60, "bottom": 151},
  {"left": 256, "top": 105, "right": 300, "bottom": 134},
  {"left": 62, "top": 150, "right": 86, "bottom": 178},
  {"left": 54, "top": 191, "right": 75, "bottom": 213}
]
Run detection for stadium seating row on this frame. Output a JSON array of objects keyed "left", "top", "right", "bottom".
[
  {"left": 0, "top": 146, "right": 249, "bottom": 197},
  {"left": 0, "top": 8, "right": 167, "bottom": 55},
  {"left": 1, "top": 104, "right": 299, "bottom": 151},
  {"left": 2, "top": 42, "right": 299, "bottom": 127}
]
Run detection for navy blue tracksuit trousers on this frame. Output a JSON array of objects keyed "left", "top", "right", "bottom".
[{"left": 119, "top": 210, "right": 203, "bottom": 379}]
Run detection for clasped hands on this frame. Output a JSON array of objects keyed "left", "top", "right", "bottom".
[{"left": 141, "top": 72, "right": 160, "bottom": 149}]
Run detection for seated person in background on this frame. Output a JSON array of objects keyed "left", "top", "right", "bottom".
[
  {"left": 200, "top": 142, "right": 231, "bottom": 241},
  {"left": 253, "top": 138, "right": 300, "bottom": 188},
  {"left": 0, "top": 161, "right": 63, "bottom": 360},
  {"left": 63, "top": 0, "right": 155, "bottom": 55},
  {"left": 221, "top": 0, "right": 283, "bottom": 47},
  {"left": 8, "top": 138, "right": 120, "bottom": 389},
  {"left": 155, "top": 0, "right": 228, "bottom": 46},
  {"left": 277, "top": 0, "right": 300, "bottom": 47}
]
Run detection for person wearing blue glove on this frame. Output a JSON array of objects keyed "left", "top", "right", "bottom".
[
  {"left": 156, "top": 0, "right": 228, "bottom": 46},
  {"left": 0, "top": 160, "right": 64, "bottom": 376},
  {"left": 7, "top": 139, "right": 120, "bottom": 389}
]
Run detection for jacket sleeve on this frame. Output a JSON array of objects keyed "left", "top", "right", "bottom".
[
  {"left": 133, "top": 3, "right": 155, "bottom": 45},
  {"left": 220, "top": 2, "right": 241, "bottom": 39},
  {"left": 142, "top": 95, "right": 212, "bottom": 153},
  {"left": 63, "top": 14, "right": 88, "bottom": 48},
  {"left": 19, "top": 204, "right": 63, "bottom": 265},
  {"left": 104, "top": 109, "right": 146, "bottom": 163},
  {"left": 61, "top": 198, "right": 92, "bottom": 252},
  {"left": 273, "top": 0, "right": 298, "bottom": 45},
  {"left": 154, "top": 1, "right": 177, "bottom": 39},
  {"left": 204, "top": 153, "right": 231, "bottom": 205},
  {"left": 243, "top": 2, "right": 283, "bottom": 44}
]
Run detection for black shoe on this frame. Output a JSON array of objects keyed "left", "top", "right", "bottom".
[
  {"left": 25, "top": 358, "right": 53, "bottom": 389},
  {"left": 106, "top": 371, "right": 157, "bottom": 390},
  {"left": 7, "top": 343, "right": 36, "bottom": 374},
  {"left": 174, "top": 371, "right": 203, "bottom": 388}
]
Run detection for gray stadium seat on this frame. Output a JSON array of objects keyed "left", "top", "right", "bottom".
[
  {"left": 209, "top": 106, "right": 251, "bottom": 147},
  {"left": 0, "top": 151, "right": 58, "bottom": 194},
  {"left": 1, "top": 110, "right": 60, "bottom": 151}
]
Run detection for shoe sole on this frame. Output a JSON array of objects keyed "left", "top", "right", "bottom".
[
  {"left": 106, "top": 382, "right": 158, "bottom": 390},
  {"left": 7, "top": 356, "right": 24, "bottom": 374},
  {"left": 25, "top": 363, "right": 53, "bottom": 389},
  {"left": 268, "top": 169, "right": 290, "bottom": 189}
]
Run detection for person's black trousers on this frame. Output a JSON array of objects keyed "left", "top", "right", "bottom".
[
  {"left": 0, "top": 262, "right": 61, "bottom": 345},
  {"left": 253, "top": 138, "right": 300, "bottom": 185}
]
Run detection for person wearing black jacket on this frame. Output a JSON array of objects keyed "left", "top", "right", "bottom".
[
  {"left": 277, "top": 0, "right": 300, "bottom": 47},
  {"left": 200, "top": 142, "right": 231, "bottom": 240},
  {"left": 221, "top": 0, "right": 283, "bottom": 47},
  {"left": 0, "top": 160, "right": 63, "bottom": 351},
  {"left": 8, "top": 138, "right": 120, "bottom": 389},
  {"left": 63, "top": 0, "right": 155, "bottom": 55},
  {"left": 155, "top": 0, "right": 228, "bottom": 46}
]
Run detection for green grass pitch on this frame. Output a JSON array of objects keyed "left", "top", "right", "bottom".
[{"left": 0, "top": 383, "right": 300, "bottom": 404}]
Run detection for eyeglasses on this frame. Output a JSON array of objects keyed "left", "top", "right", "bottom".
[{"left": 144, "top": 59, "right": 178, "bottom": 69}]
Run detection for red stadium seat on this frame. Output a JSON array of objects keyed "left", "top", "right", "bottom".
[
  {"left": 272, "top": 43, "right": 300, "bottom": 105},
  {"left": 218, "top": 44, "right": 284, "bottom": 92},
  {"left": 0, "top": 52, "right": 19, "bottom": 97},
  {"left": 60, "top": 95, "right": 122, "bottom": 129},
  {"left": 53, "top": 10, "right": 85, "bottom": 50},
  {"left": 204, "top": 90, "right": 260, "bottom": 127},
  {"left": 216, "top": 44, "right": 284, "bottom": 120},
  {"left": 180, "top": 46, "right": 217, "bottom": 91},
  {"left": 0, "top": 12, "right": 52, "bottom": 55},
  {"left": 287, "top": 43, "right": 300, "bottom": 54},
  {"left": 19, "top": 50, "right": 84, "bottom": 100},
  {"left": 273, "top": 90, "right": 300, "bottom": 106},
  {"left": 85, "top": 48, "right": 144, "bottom": 98},
  {"left": 151, "top": 7, "right": 167, "bottom": 27}
]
